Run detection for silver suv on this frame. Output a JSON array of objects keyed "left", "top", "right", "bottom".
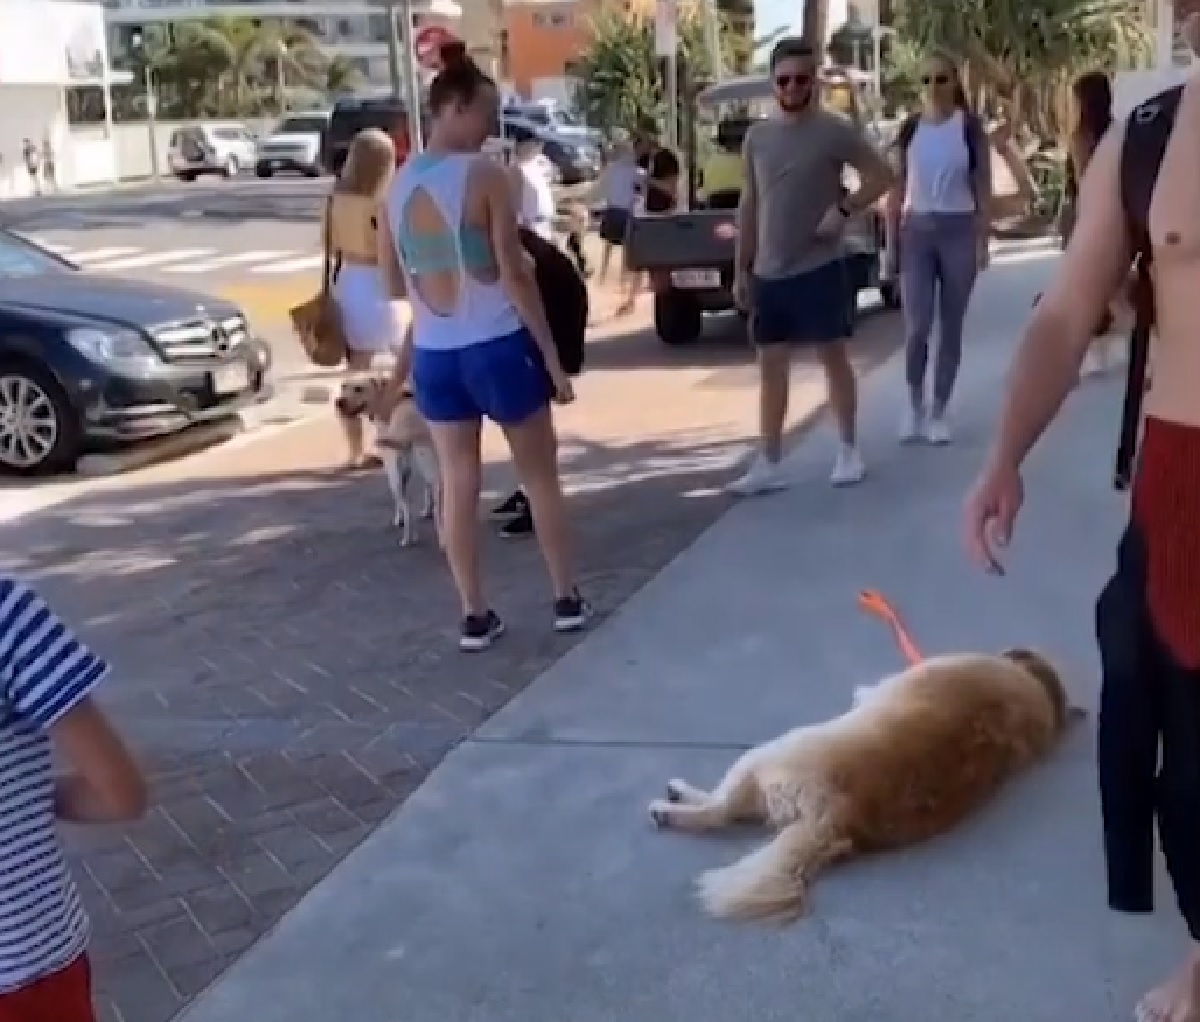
[{"left": 168, "top": 124, "right": 258, "bottom": 182}]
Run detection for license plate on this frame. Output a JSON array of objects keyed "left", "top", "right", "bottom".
[
  {"left": 210, "top": 362, "right": 249, "bottom": 395},
  {"left": 672, "top": 269, "right": 720, "bottom": 289}
]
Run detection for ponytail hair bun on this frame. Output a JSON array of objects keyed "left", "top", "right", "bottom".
[{"left": 439, "top": 40, "right": 470, "bottom": 69}]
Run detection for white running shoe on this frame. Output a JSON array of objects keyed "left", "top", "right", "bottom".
[
  {"left": 924, "top": 415, "right": 952, "bottom": 445},
  {"left": 899, "top": 406, "right": 924, "bottom": 444},
  {"left": 728, "top": 454, "right": 788, "bottom": 496},
  {"left": 830, "top": 445, "right": 866, "bottom": 487}
]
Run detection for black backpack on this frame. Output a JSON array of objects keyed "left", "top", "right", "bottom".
[
  {"left": 1114, "top": 85, "right": 1182, "bottom": 491},
  {"left": 518, "top": 227, "right": 588, "bottom": 377}
]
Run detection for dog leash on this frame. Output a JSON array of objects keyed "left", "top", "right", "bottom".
[{"left": 858, "top": 590, "right": 924, "bottom": 666}]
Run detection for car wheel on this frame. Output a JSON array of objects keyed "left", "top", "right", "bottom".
[
  {"left": 304, "top": 165, "right": 321, "bottom": 178},
  {"left": 223, "top": 155, "right": 239, "bottom": 179},
  {"left": 880, "top": 280, "right": 902, "bottom": 309},
  {"left": 177, "top": 171, "right": 198, "bottom": 183},
  {"left": 255, "top": 162, "right": 273, "bottom": 178},
  {"left": 654, "top": 289, "right": 703, "bottom": 347},
  {"left": 0, "top": 360, "right": 80, "bottom": 476}
]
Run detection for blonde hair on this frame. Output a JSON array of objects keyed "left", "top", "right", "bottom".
[{"left": 337, "top": 128, "right": 396, "bottom": 197}]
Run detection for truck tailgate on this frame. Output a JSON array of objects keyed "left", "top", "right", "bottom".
[{"left": 625, "top": 211, "right": 737, "bottom": 272}]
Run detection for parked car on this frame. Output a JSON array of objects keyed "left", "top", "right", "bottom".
[
  {"left": 503, "top": 102, "right": 603, "bottom": 146},
  {"left": 0, "top": 229, "right": 270, "bottom": 475},
  {"left": 256, "top": 111, "right": 330, "bottom": 178},
  {"left": 168, "top": 123, "right": 259, "bottom": 181},
  {"left": 322, "top": 95, "right": 417, "bottom": 175},
  {"left": 500, "top": 117, "right": 601, "bottom": 186}
]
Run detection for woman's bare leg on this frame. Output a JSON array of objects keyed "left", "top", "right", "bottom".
[
  {"left": 427, "top": 420, "right": 486, "bottom": 616},
  {"left": 501, "top": 406, "right": 577, "bottom": 601},
  {"left": 340, "top": 350, "right": 375, "bottom": 465}
]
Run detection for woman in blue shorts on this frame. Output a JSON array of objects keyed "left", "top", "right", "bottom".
[{"left": 377, "top": 43, "right": 590, "bottom": 650}]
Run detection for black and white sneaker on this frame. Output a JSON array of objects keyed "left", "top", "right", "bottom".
[
  {"left": 489, "top": 490, "right": 529, "bottom": 520},
  {"left": 499, "top": 507, "right": 535, "bottom": 539},
  {"left": 460, "top": 610, "right": 505, "bottom": 651},
  {"left": 553, "top": 591, "right": 592, "bottom": 633}
]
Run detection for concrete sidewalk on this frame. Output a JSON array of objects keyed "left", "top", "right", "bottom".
[{"left": 179, "top": 255, "right": 1183, "bottom": 1022}]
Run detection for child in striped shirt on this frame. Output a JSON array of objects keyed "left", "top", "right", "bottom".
[{"left": 0, "top": 577, "right": 147, "bottom": 1022}]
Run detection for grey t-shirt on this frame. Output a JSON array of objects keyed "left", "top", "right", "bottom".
[{"left": 744, "top": 111, "right": 880, "bottom": 279}]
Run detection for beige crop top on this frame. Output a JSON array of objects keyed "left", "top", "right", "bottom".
[{"left": 324, "top": 192, "right": 380, "bottom": 264}]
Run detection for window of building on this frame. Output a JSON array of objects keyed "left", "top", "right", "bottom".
[{"left": 532, "top": 8, "right": 573, "bottom": 28}]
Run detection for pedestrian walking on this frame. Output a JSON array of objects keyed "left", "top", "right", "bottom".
[
  {"left": 0, "top": 576, "right": 147, "bottom": 1021},
  {"left": 21, "top": 139, "right": 40, "bottom": 196},
  {"left": 966, "top": 4, "right": 1200, "bottom": 1015},
  {"left": 377, "top": 42, "right": 590, "bottom": 651},
  {"left": 595, "top": 137, "right": 640, "bottom": 311},
  {"left": 728, "top": 36, "right": 894, "bottom": 496},
  {"left": 323, "top": 128, "right": 402, "bottom": 467},
  {"left": 889, "top": 49, "right": 992, "bottom": 446}
]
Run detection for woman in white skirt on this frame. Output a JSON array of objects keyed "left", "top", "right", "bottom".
[{"left": 323, "top": 128, "right": 401, "bottom": 465}]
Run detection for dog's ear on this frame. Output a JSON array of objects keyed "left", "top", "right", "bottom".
[{"left": 1001, "top": 648, "right": 1071, "bottom": 729}]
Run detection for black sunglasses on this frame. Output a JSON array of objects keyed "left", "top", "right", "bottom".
[
  {"left": 922, "top": 73, "right": 952, "bottom": 85},
  {"left": 774, "top": 73, "right": 813, "bottom": 89}
]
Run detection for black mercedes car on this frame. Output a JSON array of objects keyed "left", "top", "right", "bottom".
[{"left": 0, "top": 229, "right": 270, "bottom": 475}]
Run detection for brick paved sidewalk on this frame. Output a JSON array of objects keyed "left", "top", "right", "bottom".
[{"left": 1, "top": 310, "right": 898, "bottom": 1022}]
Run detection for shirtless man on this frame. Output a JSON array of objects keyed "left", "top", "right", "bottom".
[{"left": 965, "top": 2, "right": 1200, "bottom": 1018}]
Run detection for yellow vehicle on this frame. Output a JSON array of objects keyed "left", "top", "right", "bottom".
[{"left": 627, "top": 66, "right": 900, "bottom": 347}]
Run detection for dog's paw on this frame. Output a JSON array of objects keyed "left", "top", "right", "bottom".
[
  {"left": 399, "top": 532, "right": 416, "bottom": 548},
  {"left": 648, "top": 800, "right": 674, "bottom": 828}
]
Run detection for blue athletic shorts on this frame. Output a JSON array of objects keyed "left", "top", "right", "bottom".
[
  {"left": 751, "top": 259, "right": 855, "bottom": 346},
  {"left": 413, "top": 326, "right": 550, "bottom": 425}
]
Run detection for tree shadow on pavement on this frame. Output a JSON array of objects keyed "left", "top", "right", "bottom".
[{"left": 0, "top": 429, "right": 756, "bottom": 1022}]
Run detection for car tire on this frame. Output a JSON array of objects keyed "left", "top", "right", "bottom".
[
  {"left": 255, "top": 162, "right": 273, "bottom": 178},
  {"left": 654, "top": 289, "right": 703, "bottom": 347},
  {"left": 304, "top": 165, "right": 321, "bottom": 178},
  {"left": 0, "top": 359, "right": 80, "bottom": 476},
  {"left": 880, "top": 280, "right": 902, "bottom": 309},
  {"left": 177, "top": 171, "right": 198, "bottom": 183},
  {"left": 223, "top": 155, "right": 239, "bottom": 179}
]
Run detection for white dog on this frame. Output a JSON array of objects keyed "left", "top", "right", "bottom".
[{"left": 335, "top": 378, "right": 442, "bottom": 547}]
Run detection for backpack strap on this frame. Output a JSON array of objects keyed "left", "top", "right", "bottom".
[{"left": 1114, "top": 85, "right": 1182, "bottom": 491}]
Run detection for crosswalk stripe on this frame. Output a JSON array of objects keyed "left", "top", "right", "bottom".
[
  {"left": 84, "top": 248, "right": 217, "bottom": 271},
  {"left": 162, "top": 250, "right": 295, "bottom": 274},
  {"left": 66, "top": 246, "right": 142, "bottom": 264},
  {"left": 250, "top": 254, "right": 323, "bottom": 275}
]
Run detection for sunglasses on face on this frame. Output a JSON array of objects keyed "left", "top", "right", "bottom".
[
  {"left": 774, "top": 73, "right": 813, "bottom": 89},
  {"left": 922, "top": 73, "right": 952, "bottom": 85}
]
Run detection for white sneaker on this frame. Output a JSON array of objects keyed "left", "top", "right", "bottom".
[
  {"left": 899, "top": 406, "right": 924, "bottom": 444},
  {"left": 924, "top": 415, "right": 952, "bottom": 445},
  {"left": 830, "top": 446, "right": 865, "bottom": 487},
  {"left": 728, "top": 454, "right": 788, "bottom": 496}
]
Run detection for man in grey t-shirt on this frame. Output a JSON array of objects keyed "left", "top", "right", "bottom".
[{"left": 729, "top": 37, "right": 894, "bottom": 495}]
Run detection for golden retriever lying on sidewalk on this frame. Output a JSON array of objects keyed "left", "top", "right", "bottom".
[{"left": 648, "top": 650, "right": 1082, "bottom": 923}]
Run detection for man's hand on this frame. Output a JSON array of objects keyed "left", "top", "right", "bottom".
[
  {"left": 964, "top": 458, "right": 1025, "bottom": 576},
  {"left": 814, "top": 204, "right": 848, "bottom": 241},
  {"left": 732, "top": 268, "right": 752, "bottom": 311}
]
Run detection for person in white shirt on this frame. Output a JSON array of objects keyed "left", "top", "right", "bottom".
[
  {"left": 887, "top": 49, "right": 992, "bottom": 446},
  {"left": 596, "top": 138, "right": 641, "bottom": 307},
  {"left": 510, "top": 136, "right": 556, "bottom": 241}
]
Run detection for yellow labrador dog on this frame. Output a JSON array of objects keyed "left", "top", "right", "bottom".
[
  {"left": 648, "top": 650, "right": 1082, "bottom": 923},
  {"left": 335, "top": 377, "right": 442, "bottom": 547}
]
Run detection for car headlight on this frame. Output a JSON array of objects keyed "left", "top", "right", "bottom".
[{"left": 66, "top": 327, "right": 159, "bottom": 374}]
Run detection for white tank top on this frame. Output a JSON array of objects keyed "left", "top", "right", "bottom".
[
  {"left": 386, "top": 152, "right": 522, "bottom": 351},
  {"left": 516, "top": 159, "right": 556, "bottom": 240},
  {"left": 903, "top": 112, "right": 977, "bottom": 215}
]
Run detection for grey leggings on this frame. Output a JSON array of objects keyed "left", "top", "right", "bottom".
[{"left": 900, "top": 212, "right": 979, "bottom": 412}]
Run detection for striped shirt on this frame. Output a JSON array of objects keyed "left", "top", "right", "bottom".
[{"left": 0, "top": 578, "right": 108, "bottom": 993}]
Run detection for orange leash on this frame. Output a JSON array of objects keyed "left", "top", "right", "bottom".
[{"left": 858, "top": 589, "right": 924, "bottom": 666}]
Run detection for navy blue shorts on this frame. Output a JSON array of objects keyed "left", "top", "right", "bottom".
[
  {"left": 413, "top": 326, "right": 550, "bottom": 426},
  {"left": 751, "top": 259, "right": 855, "bottom": 346}
]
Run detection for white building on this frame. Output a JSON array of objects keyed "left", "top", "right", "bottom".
[
  {"left": 0, "top": 0, "right": 118, "bottom": 195},
  {"left": 104, "top": 0, "right": 462, "bottom": 86}
]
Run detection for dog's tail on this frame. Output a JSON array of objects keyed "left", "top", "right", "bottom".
[{"left": 695, "top": 816, "right": 849, "bottom": 924}]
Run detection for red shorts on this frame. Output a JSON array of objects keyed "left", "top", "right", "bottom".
[{"left": 0, "top": 955, "right": 94, "bottom": 1022}]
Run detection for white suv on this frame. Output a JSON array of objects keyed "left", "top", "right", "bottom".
[
  {"left": 168, "top": 124, "right": 258, "bottom": 182},
  {"left": 255, "top": 112, "right": 329, "bottom": 178}
]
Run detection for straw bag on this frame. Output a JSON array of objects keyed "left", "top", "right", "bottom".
[{"left": 290, "top": 196, "right": 345, "bottom": 368}]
